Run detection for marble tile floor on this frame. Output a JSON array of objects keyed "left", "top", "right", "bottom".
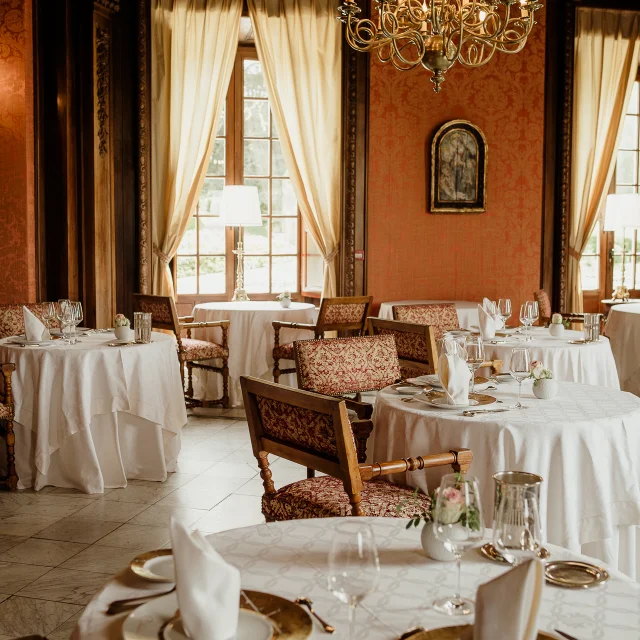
[{"left": 0, "top": 408, "right": 309, "bottom": 639}]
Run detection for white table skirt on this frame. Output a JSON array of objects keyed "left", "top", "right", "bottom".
[
  {"left": 371, "top": 384, "right": 640, "bottom": 579},
  {"left": 483, "top": 326, "right": 620, "bottom": 389},
  {"left": 606, "top": 303, "right": 640, "bottom": 396},
  {"left": 74, "top": 518, "right": 640, "bottom": 640},
  {"left": 378, "top": 300, "right": 480, "bottom": 329},
  {"left": 0, "top": 331, "right": 187, "bottom": 494},
  {"left": 191, "top": 301, "right": 317, "bottom": 407}
]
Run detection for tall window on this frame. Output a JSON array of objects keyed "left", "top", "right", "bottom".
[{"left": 175, "top": 49, "right": 311, "bottom": 300}]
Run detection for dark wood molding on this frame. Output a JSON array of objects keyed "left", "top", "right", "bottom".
[
  {"left": 95, "top": 26, "right": 110, "bottom": 157},
  {"left": 94, "top": 0, "right": 120, "bottom": 13}
]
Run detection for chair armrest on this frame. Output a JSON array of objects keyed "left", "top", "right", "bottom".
[
  {"left": 344, "top": 398, "right": 373, "bottom": 420},
  {"left": 272, "top": 321, "right": 317, "bottom": 331},
  {"left": 359, "top": 448, "right": 472, "bottom": 481},
  {"left": 180, "top": 320, "right": 230, "bottom": 330},
  {"left": 179, "top": 315, "right": 195, "bottom": 323}
]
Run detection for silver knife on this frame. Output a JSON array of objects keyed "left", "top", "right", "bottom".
[
  {"left": 554, "top": 630, "right": 581, "bottom": 640},
  {"left": 462, "top": 408, "right": 510, "bottom": 417}
]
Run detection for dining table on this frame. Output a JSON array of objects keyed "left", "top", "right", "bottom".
[
  {"left": 371, "top": 382, "right": 640, "bottom": 580},
  {"left": 73, "top": 517, "right": 640, "bottom": 640},
  {"left": 190, "top": 301, "right": 318, "bottom": 407},
  {"left": 378, "top": 300, "right": 480, "bottom": 330},
  {"left": 0, "top": 330, "right": 187, "bottom": 494},
  {"left": 480, "top": 326, "right": 620, "bottom": 388},
  {"left": 605, "top": 302, "right": 640, "bottom": 397}
]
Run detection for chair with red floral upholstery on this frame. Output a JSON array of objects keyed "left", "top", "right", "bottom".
[
  {"left": 392, "top": 303, "right": 460, "bottom": 340},
  {"left": 0, "top": 363, "right": 17, "bottom": 490},
  {"left": 133, "top": 294, "right": 230, "bottom": 408},
  {"left": 241, "top": 376, "right": 472, "bottom": 521},
  {"left": 533, "top": 289, "right": 590, "bottom": 327},
  {"left": 272, "top": 295, "right": 373, "bottom": 383},
  {"left": 0, "top": 303, "right": 58, "bottom": 339}
]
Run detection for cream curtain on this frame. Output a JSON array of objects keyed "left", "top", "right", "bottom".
[
  {"left": 248, "top": 0, "right": 342, "bottom": 297},
  {"left": 151, "top": 0, "right": 241, "bottom": 297},
  {"left": 568, "top": 8, "right": 640, "bottom": 311}
]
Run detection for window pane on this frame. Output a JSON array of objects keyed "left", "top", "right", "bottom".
[
  {"left": 272, "top": 179, "right": 296, "bottom": 216},
  {"left": 216, "top": 104, "right": 226, "bottom": 136},
  {"left": 244, "top": 139, "right": 269, "bottom": 176},
  {"left": 613, "top": 254, "right": 634, "bottom": 288},
  {"left": 272, "top": 218, "right": 298, "bottom": 254},
  {"left": 178, "top": 217, "right": 196, "bottom": 254},
  {"left": 244, "top": 100, "right": 269, "bottom": 138},
  {"left": 243, "top": 59, "right": 268, "bottom": 98},
  {"left": 207, "top": 139, "right": 226, "bottom": 176},
  {"left": 616, "top": 184, "right": 635, "bottom": 194},
  {"left": 199, "top": 217, "right": 226, "bottom": 255},
  {"left": 271, "top": 113, "right": 279, "bottom": 139},
  {"left": 620, "top": 116, "right": 638, "bottom": 150},
  {"left": 616, "top": 150, "right": 636, "bottom": 184},
  {"left": 199, "top": 256, "right": 226, "bottom": 294},
  {"left": 177, "top": 256, "right": 197, "bottom": 294},
  {"left": 244, "top": 218, "right": 270, "bottom": 254},
  {"left": 628, "top": 82, "right": 639, "bottom": 115},
  {"left": 303, "top": 230, "right": 323, "bottom": 291},
  {"left": 580, "top": 255, "right": 599, "bottom": 291},
  {"left": 199, "top": 178, "right": 224, "bottom": 215},
  {"left": 271, "top": 140, "right": 288, "bottom": 177},
  {"left": 272, "top": 256, "right": 298, "bottom": 292},
  {"left": 244, "top": 178, "right": 269, "bottom": 216},
  {"left": 245, "top": 256, "right": 269, "bottom": 292}
]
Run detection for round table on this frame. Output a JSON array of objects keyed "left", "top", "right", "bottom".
[
  {"left": 378, "top": 300, "right": 480, "bottom": 331},
  {"left": 605, "top": 303, "right": 640, "bottom": 397},
  {"left": 73, "top": 518, "right": 640, "bottom": 640},
  {"left": 191, "top": 301, "right": 317, "bottom": 407},
  {"left": 0, "top": 331, "right": 187, "bottom": 493},
  {"left": 371, "top": 383, "right": 640, "bottom": 579},
  {"left": 481, "top": 326, "right": 620, "bottom": 388}
]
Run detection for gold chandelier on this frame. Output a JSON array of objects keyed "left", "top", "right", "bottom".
[{"left": 337, "top": 0, "right": 543, "bottom": 93}]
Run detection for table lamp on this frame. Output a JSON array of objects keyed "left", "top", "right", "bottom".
[
  {"left": 604, "top": 193, "right": 640, "bottom": 301},
  {"left": 220, "top": 185, "right": 262, "bottom": 301}
]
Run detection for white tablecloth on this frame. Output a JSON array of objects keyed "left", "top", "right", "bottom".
[
  {"left": 0, "top": 332, "right": 187, "bottom": 493},
  {"left": 482, "top": 326, "right": 620, "bottom": 389},
  {"left": 74, "top": 518, "right": 640, "bottom": 640},
  {"left": 378, "top": 300, "right": 480, "bottom": 329},
  {"left": 191, "top": 301, "right": 317, "bottom": 407},
  {"left": 371, "top": 383, "right": 640, "bottom": 579},
  {"left": 606, "top": 303, "right": 640, "bottom": 397}
]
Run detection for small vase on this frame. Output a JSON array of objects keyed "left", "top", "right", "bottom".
[
  {"left": 421, "top": 522, "right": 456, "bottom": 562},
  {"left": 533, "top": 378, "right": 557, "bottom": 400},
  {"left": 279, "top": 298, "right": 291, "bottom": 308},
  {"left": 549, "top": 323, "right": 564, "bottom": 338},
  {"left": 114, "top": 326, "right": 131, "bottom": 341}
]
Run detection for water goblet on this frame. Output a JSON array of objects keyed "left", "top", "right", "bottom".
[
  {"left": 498, "top": 299, "right": 512, "bottom": 329},
  {"left": 465, "top": 336, "right": 484, "bottom": 393},
  {"left": 510, "top": 347, "right": 531, "bottom": 409},
  {"left": 526, "top": 301, "right": 539, "bottom": 338}
]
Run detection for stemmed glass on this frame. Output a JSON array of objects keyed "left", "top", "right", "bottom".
[
  {"left": 527, "top": 301, "right": 539, "bottom": 337},
  {"left": 493, "top": 487, "right": 542, "bottom": 566},
  {"left": 433, "top": 473, "right": 484, "bottom": 616},
  {"left": 510, "top": 347, "right": 531, "bottom": 409},
  {"left": 42, "top": 302, "right": 56, "bottom": 336},
  {"left": 519, "top": 304, "right": 531, "bottom": 340},
  {"left": 498, "top": 299, "right": 512, "bottom": 329},
  {"left": 465, "top": 336, "right": 484, "bottom": 394},
  {"left": 55, "top": 300, "right": 73, "bottom": 344},
  {"left": 68, "top": 302, "right": 83, "bottom": 345},
  {"left": 327, "top": 521, "right": 380, "bottom": 640}
]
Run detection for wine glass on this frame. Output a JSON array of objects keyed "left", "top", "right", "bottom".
[
  {"left": 327, "top": 521, "right": 380, "bottom": 640},
  {"left": 510, "top": 347, "right": 531, "bottom": 409},
  {"left": 493, "top": 486, "right": 542, "bottom": 566},
  {"left": 465, "top": 336, "right": 484, "bottom": 394},
  {"left": 68, "top": 302, "right": 83, "bottom": 345},
  {"left": 55, "top": 300, "right": 73, "bottom": 343},
  {"left": 526, "top": 301, "right": 539, "bottom": 337},
  {"left": 519, "top": 303, "right": 532, "bottom": 340},
  {"left": 433, "top": 473, "right": 484, "bottom": 616},
  {"left": 498, "top": 299, "right": 512, "bottom": 329},
  {"left": 42, "top": 302, "right": 57, "bottom": 335}
]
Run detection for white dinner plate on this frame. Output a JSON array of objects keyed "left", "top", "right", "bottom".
[
  {"left": 130, "top": 550, "right": 174, "bottom": 582},
  {"left": 6, "top": 337, "right": 57, "bottom": 346},
  {"left": 495, "top": 373, "right": 532, "bottom": 385},
  {"left": 445, "top": 330, "right": 471, "bottom": 337},
  {"left": 122, "top": 593, "right": 275, "bottom": 640},
  {"left": 408, "top": 374, "right": 441, "bottom": 388},
  {"left": 413, "top": 393, "right": 479, "bottom": 409},
  {"left": 391, "top": 384, "right": 425, "bottom": 395}
]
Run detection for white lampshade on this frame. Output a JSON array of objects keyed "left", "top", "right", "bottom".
[
  {"left": 603, "top": 193, "right": 640, "bottom": 231},
  {"left": 219, "top": 185, "right": 262, "bottom": 227}
]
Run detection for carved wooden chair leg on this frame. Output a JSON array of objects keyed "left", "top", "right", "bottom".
[
  {"left": 273, "top": 360, "right": 281, "bottom": 384},
  {"left": 179, "top": 361, "right": 186, "bottom": 394},
  {"left": 186, "top": 363, "right": 194, "bottom": 398},
  {"left": 222, "top": 358, "right": 230, "bottom": 408},
  {"left": 257, "top": 451, "right": 276, "bottom": 496},
  {"left": 352, "top": 421, "right": 373, "bottom": 464},
  {"left": 5, "top": 418, "right": 17, "bottom": 490},
  {"left": 306, "top": 468, "right": 315, "bottom": 478},
  {"left": 349, "top": 492, "right": 363, "bottom": 516}
]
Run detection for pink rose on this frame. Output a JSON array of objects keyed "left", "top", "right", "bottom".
[{"left": 442, "top": 487, "right": 464, "bottom": 504}]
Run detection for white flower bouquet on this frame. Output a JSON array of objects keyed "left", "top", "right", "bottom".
[
  {"left": 529, "top": 360, "right": 553, "bottom": 382},
  {"left": 114, "top": 314, "right": 130, "bottom": 328}
]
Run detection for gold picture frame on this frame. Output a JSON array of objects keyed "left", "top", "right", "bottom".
[{"left": 430, "top": 119, "right": 487, "bottom": 213}]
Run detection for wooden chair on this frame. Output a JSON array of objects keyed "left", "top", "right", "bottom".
[
  {"left": 368, "top": 317, "right": 438, "bottom": 379},
  {"left": 132, "top": 294, "right": 230, "bottom": 408},
  {"left": 0, "top": 302, "right": 58, "bottom": 339},
  {"left": 272, "top": 295, "right": 373, "bottom": 383},
  {"left": 392, "top": 303, "right": 460, "bottom": 339},
  {"left": 0, "top": 363, "right": 17, "bottom": 490},
  {"left": 241, "top": 376, "right": 472, "bottom": 521},
  {"left": 533, "top": 289, "right": 594, "bottom": 327}
]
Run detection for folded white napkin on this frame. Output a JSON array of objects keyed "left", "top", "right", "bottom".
[
  {"left": 438, "top": 353, "right": 471, "bottom": 405},
  {"left": 469, "top": 559, "right": 545, "bottom": 640},
  {"left": 170, "top": 518, "right": 241, "bottom": 640},
  {"left": 477, "top": 304, "right": 497, "bottom": 340},
  {"left": 23, "top": 306, "right": 49, "bottom": 341}
]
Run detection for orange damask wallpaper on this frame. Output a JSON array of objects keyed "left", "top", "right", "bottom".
[
  {"left": 367, "top": 13, "right": 547, "bottom": 317},
  {"left": 0, "top": 0, "right": 36, "bottom": 303}
]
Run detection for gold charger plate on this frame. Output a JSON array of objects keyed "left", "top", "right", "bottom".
[
  {"left": 406, "top": 626, "right": 554, "bottom": 640},
  {"left": 545, "top": 560, "right": 609, "bottom": 589},
  {"left": 130, "top": 549, "right": 174, "bottom": 582},
  {"left": 421, "top": 390, "right": 497, "bottom": 407},
  {"left": 479, "top": 542, "right": 550, "bottom": 565},
  {"left": 240, "top": 591, "right": 312, "bottom": 640}
]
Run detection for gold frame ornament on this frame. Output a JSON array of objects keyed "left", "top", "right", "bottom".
[{"left": 430, "top": 119, "right": 487, "bottom": 214}]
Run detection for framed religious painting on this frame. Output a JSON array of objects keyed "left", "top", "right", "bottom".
[{"left": 430, "top": 120, "right": 487, "bottom": 213}]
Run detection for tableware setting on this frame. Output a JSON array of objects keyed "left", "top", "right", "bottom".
[
  {"left": 130, "top": 549, "right": 175, "bottom": 582},
  {"left": 412, "top": 390, "right": 496, "bottom": 410}
]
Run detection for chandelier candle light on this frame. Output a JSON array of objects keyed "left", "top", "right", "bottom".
[
  {"left": 337, "top": 0, "right": 543, "bottom": 92},
  {"left": 220, "top": 185, "right": 263, "bottom": 302}
]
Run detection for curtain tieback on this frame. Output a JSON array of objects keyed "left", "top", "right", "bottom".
[
  {"left": 153, "top": 243, "right": 171, "bottom": 265},
  {"left": 568, "top": 247, "right": 582, "bottom": 261},
  {"left": 324, "top": 247, "right": 340, "bottom": 265}
]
